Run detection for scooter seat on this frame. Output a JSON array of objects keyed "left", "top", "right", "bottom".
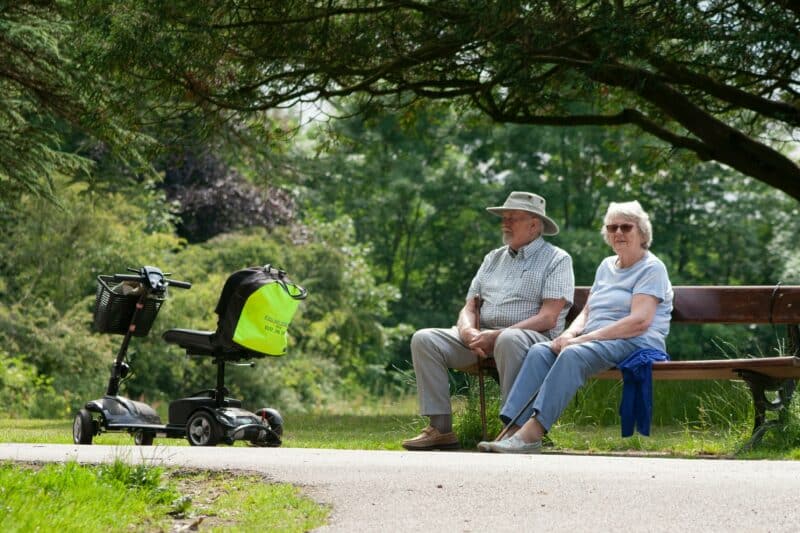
[{"left": 162, "top": 328, "right": 265, "bottom": 360}]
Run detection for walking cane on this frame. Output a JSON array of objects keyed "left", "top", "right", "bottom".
[
  {"left": 474, "top": 295, "right": 540, "bottom": 443},
  {"left": 473, "top": 295, "right": 489, "bottom": 441},
  {"left": 474, "top": 296, "right": 540, "bottom": 442},
  {"left": 494, "top": 384, "right": 542, "bottom": 442}
]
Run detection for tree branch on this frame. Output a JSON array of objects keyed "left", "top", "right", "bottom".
[
  {"left": 587, "top": 63, "right": 800, "bottom": 199},
  {"left": 647, "top": 55, "right": 800, "bottom": 126},
  {"left": 471, "top": 99, "right": 715, "bottom": 158}
]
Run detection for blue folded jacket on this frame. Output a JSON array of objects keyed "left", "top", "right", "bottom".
[{"left": 617, "top": 348, "right": 670, "bottom": 437}]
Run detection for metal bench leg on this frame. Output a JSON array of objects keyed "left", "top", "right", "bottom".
[{"left": 738, "top": 371, "right": 796, "bottom": 451}]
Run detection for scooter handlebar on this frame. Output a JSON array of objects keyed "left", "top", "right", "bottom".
[
  {"left": 111, "top": 273, "right": 191, "bottom": 289},
  {"left": 112, "top": 273, "right": 147, "bottom": 283}
]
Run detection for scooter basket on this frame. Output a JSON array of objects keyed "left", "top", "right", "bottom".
[{"left": 93, "top": 275, "right": 165, "bottom": 336}]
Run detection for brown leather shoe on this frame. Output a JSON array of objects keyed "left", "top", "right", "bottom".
[{"left": 401, "top": 426, "right": 460, "bottom": 451}]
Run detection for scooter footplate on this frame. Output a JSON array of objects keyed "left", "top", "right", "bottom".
[{"left": 105, "top": 423, "right": 166, "bottom": 431}]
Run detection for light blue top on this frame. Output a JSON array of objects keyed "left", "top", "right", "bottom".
[{"left": 583, "top": 251, "right": 673, "bottom": 351}]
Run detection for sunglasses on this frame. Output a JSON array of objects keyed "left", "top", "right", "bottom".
[{"left": 605, "top": 223, "right": 635, "bottom": 233}]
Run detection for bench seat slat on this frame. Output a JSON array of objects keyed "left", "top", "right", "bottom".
[
  {"left": 594, "top": 356, "right": 800, "bottom": 381},
  {"left": 472, "top": 356, "right": 800, "bottom": 381}
]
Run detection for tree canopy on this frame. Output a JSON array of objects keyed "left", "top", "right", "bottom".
[
  {"left": 0, "top": 1, "right": 159, "bottom": 205},
  {"left": 0, "top": 2, "right": 92, "bottom": 201},
  {"left": 77, "top": 1, "right": 800, "bottom": 200}
]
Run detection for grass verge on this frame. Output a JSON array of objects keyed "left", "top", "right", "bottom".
[{"left": 0, "top": 461, "right": 329, "bottom": 532}]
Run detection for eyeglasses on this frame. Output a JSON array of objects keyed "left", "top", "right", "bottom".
[{"left": 605, "top": 223, "right": 635, "bottom": 233}]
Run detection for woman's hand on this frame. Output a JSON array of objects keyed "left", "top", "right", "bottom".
[
  {"left": 549, "top": 332, "right": 579, "bottom": 355},
  {"left": 550, "top": 305, "right": 589, "bottom": 355}
]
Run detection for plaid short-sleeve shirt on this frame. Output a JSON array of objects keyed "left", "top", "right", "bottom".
[{"left": 466, "top": 238, "right": 574, "bottom": 339}]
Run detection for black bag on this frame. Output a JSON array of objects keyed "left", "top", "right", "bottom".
[{"left": 214, "top": 265, "right": 307, "bottom": 356}]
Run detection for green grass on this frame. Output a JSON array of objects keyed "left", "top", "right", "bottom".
[
  {"left": 0, "top": 461, "right": 175, "bottom": 531},
  {"left": 0, "top": 413, "right": 419, "bottom": 449},
  {"left": 1, "top": 384, "right": 798, "bottom": 458},
  {"left": 200, "top": 473, "right": 329, "bottom": 531},
  {"left": 0, "top": 395, "right": 422, "bottom": 449},
  {"left": 0, "top": 461, "right": 329, "bottom": 532},
  {"left": 0, "top": 412, "right": 795, "bottom": 458}
]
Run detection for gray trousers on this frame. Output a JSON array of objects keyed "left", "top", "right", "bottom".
[{"left": 410, "top": 327, "right": 550, "bottom": 416}]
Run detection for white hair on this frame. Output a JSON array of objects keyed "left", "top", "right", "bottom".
[{"left": 601, "top": 200, "right": 653, "bottom": 249}]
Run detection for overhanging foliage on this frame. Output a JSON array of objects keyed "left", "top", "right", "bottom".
[{"left": 76, "top": 1, "right": 800, "bottom": 199}]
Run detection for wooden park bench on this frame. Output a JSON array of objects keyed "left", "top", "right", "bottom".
[{"left": 468, "top": 285, "right": 800, "bottom": 449}]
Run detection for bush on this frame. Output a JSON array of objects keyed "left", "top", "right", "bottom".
[
  {"left": 160, "top": 148, "right": 295, "bottom": 243},
  {"left": 1, "top": 176, "right": 409, "bottom": 414},
  {"left": 127, "top": 221, "right": 407, "bottom": 410},
  {"left": 0, "top": 350, "right": 68, "bottom": 418}
]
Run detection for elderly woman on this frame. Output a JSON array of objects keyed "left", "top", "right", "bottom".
[{"left": 480, "top": 200, "right": 673, "bottom": 453}]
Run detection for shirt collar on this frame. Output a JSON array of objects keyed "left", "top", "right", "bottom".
[{"left": 508, "top": 237, "right": 544, "bottom": 259}]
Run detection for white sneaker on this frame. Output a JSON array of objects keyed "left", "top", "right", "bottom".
[
  {"left": 487, "top": 434, "right": 542, "bottom": 454},
  {"left": 477, "top": 440, "right": 493, "bottom": 452}
]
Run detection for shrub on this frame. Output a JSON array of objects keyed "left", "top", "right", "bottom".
[{"left": 0, "top": 350, "right": 68, "bottom": 418}]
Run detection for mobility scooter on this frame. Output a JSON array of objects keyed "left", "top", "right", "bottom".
[{"left": 73, "top": 264, "right": 306, "bottom": 446}]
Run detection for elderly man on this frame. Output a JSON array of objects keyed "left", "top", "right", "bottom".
[{"left": 402, "top": 191, "right": 574, "bottom": 450}]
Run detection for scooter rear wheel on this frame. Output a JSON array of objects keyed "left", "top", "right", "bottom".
[
  {"left": 186, "top": 410, "right": 221, "bottom": 446},
  {"left": 73, "top": 409, "right": 94, "bottom": 445}
]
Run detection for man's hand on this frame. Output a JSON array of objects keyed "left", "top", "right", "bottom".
[
  {"left": 458, "top": 326, "right": 480, "bottom": 345},
  {"left": 468, "top": 329, "right": 501, "bottom": 358}
]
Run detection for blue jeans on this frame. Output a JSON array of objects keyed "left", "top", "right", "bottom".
[{"left": 500, "top": 338, "right": 641, "bottom": 431}]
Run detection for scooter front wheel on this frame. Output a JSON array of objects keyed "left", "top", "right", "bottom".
[
  {"left": 255, "top": 408, "right": 283, "bottom": 436},
  {"left": 186, "top": 410, "right": 221, "bottom": 446},
  {"left": 134, "top": 430, "right": 154, "bottom": 446},
  {"left": 253, "top": 407, "right": 283, "bottom": 447},
  {"left": 73, "top": 409, "right": 94, "bottom": 445}
]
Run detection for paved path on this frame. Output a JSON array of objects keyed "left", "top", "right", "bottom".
[{"left": 1, "top": 444, "right": 798, "bottom": 532}]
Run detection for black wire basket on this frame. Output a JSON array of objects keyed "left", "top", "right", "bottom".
[{"left": 92, "top": 275, "right": 165, "bottom": 336}]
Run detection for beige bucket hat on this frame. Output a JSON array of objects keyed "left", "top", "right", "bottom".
[{"left": 486, "top": 191, "right": 559, "bottom": 236}]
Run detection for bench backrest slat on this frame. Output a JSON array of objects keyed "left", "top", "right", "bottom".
[{"left": 565, "top": 286, "right": 800, "bottom": 325}]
